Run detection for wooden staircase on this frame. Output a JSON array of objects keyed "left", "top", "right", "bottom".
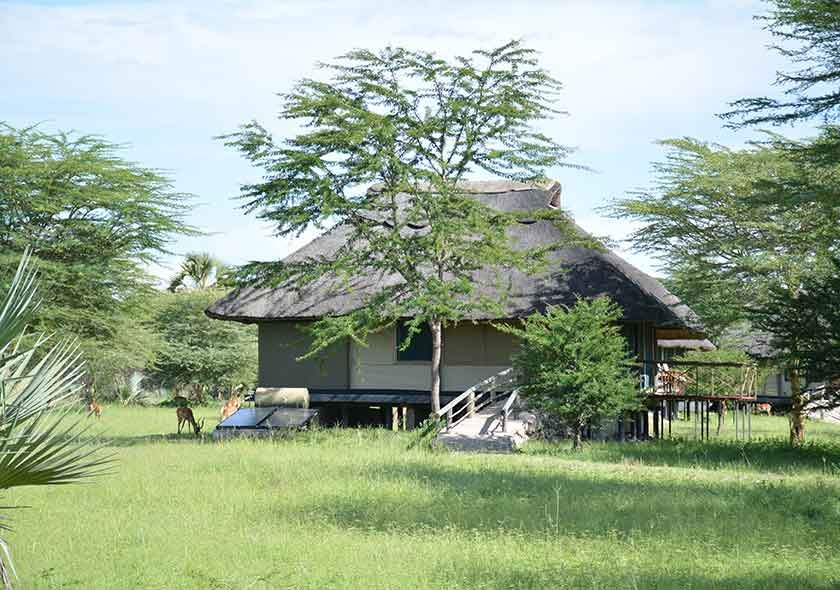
[{"left": 433, "top": 369, "right": 530, "bottom": 453}]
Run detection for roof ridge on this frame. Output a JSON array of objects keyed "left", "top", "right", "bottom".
[{"left": 367, "top": 179, "right": 560, "bottom": 195}]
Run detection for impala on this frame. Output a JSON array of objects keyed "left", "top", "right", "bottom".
[
  {"left": 176, "top": 407, "right": 205, "bottom": 435},
  {"left": 220, "top": 393, "right": 241, "bottom": 422}
]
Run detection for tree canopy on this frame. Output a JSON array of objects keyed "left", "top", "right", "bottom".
[
  {"left": 722, "top": 0, "right": 840, "bottom": 127},
  {"left": 223, "top": 41, "right": 586, "bottom": 411},
  {"left": 168, "top": 252, "right": 230, "bottom": 292},
  {"left": 147, "top": 288, "right": 257, "bottom": 400},
  {"left": 0, "top": 123, "right": 195, "bottom": 394},
  {"left": 503, "top": 297, "right": 640, "bottom": 449},
  {"left": 611, "top": 132, "right": 840, "bottom": 445}
]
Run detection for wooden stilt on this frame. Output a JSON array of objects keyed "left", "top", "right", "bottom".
[{"left": 391, "top": 406, "right": 399, "bottom": 431}]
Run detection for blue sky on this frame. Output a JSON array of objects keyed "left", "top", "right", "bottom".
[{"left": 0, "top": 0, "right": 814, "bottom": 282}]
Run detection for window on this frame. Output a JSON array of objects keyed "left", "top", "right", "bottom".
[{"left": 396, "top": 320, "right": 433, "bottom": 361}]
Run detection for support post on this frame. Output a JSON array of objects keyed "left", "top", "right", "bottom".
[
  {"left": 391, "top": 406, "right": 399, "bottom": 431},
  {"left": 405, "top": 406, "right": 416, "bottom": 430},
  {"left": 653, "top": 404, "right": 660, "bottom": 440},
  {"left": 693, "top": 401, "right": 698, "bottom": 439},
  {"left": 748, "top": 403, "right": 752, "bottom": 441},
  {"left": 734, "top": 402, "right": 738, "bottom": 441}
]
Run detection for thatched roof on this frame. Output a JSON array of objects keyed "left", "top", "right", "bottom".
[
  {"left": 721, "top": 325, "right": 777, "bottom": 359},
  {"left": 657, "top": 339, "right": 716, "bottom": 351},
  {"left": 207, "top": 181, "right": 705, "bottom": 331}
]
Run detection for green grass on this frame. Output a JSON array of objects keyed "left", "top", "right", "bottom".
[{"left": 5, "top": 406, "right": 840, "bottom": 589}]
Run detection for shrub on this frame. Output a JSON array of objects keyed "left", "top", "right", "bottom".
[{"left": 502, "top": 297, "right": 641, "bottom": 449}]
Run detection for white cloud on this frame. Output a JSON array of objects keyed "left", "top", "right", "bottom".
[{"left": 0, "top": 0, "right": 800, "bottom": 279}]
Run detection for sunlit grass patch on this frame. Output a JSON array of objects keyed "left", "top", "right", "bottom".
[{"left": 5, "top": 406, "right": 840, "bottom": 589}]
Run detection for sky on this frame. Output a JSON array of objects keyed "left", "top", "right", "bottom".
[{"left": 0, "top": 0, "right": 814, "bottom": 283}]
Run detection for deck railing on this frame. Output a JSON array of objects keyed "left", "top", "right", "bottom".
[
  {"left": 435, "top": 368, "right": 514, "bottom": 431},
  {"left": 634, "top": 359, "right": 758, "bottom": 400},
  {"left": 498, "top": 388, "right": 520, "bottom": 433},
  {"left": 630, "top": 359, "right": 759, "bottom": 441}
]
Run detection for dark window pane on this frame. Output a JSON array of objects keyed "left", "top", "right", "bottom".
[{"left": 396, "top": 320, "right": 433, "bottom": 361}]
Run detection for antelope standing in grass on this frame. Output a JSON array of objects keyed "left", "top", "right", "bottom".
[
  {"left": 754, "top": 403, "right": 772, "bottom": 416},
  {"left": 88, "top": 399, "right": 102, "bottom": 418},
  {"left": 220, "top": 393, "right": 241, "bottom": 422},
  {"left": 177, "top": 407, "right": 205, "bottom": 435}
]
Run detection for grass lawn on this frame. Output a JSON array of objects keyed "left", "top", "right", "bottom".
[{"left": 5, "top": 406, "right": 840, "bottom": 589}]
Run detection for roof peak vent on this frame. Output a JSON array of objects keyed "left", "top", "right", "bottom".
[{"left": 545, "top": 181, "right": 562, "bottom": 208}]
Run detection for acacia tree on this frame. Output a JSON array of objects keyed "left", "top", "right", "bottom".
[
  {"left": 0, "top": 124, "right": 195, "bottom": 396},
  {"left": 751, "top": 256, "right": 840, "bottom": 412},
  {"left": 611, "top": 135, "right": 840, "bottom": 446},
  {"left": 224, "top": 41, "right": 583, "bottom": 412},
  {"left": 503, "top": 298, "right": 640, "bottom": 449},
  {"left": 722, "top": 0, "right": 840, "bottom": 127},
  {"left": 148, "top": 289, "right": 257, "bottom": 401}
]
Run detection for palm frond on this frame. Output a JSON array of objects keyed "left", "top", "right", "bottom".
[{"left": 0, "top": 249, "right": 111, "bottom": 588}]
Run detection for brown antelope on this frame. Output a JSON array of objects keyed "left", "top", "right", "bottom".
[
  {"left": 220, "top": 393, "right": 241, "bottom": 422},
  {"left": 176, "top": 407, "right": 205, "bottom": 435},
  {"left": 88, "top": 399, "right": 102, "bottom": 418},
  {"left": 754, "top": 403, "right": 772, "bottom": 416}
]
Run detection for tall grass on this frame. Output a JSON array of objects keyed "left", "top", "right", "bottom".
[{"left": 5, "top": 407, "right": 840, "bottom": 589}]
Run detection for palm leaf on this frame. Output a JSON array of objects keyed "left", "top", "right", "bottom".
[{"left": 0, "top": 250, "right": 110, "bottom": 588}]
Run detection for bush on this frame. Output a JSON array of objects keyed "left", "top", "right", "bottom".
[{"left": 502, "top": 297, "right": 641, "bottom": 449}]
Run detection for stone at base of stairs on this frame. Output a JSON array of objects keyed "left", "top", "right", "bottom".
[{"left": 435, "top": 419, "right": 529, "bottom": 453}]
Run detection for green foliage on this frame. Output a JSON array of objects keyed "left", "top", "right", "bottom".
[
  {"left": 722, "top": 0, "right": 840, "bottom": 126},
  {"left": 502, "top": 297, "right": 641, "bottom": 448},
  {"left": 0, "top": 123, "right": 195, "bottom": 397},
  {"left": 0, "top": 252, "right": 109, "bottom": 587},
  {"left": 147, "top": 288, "right": 257, "bottom": 399},
  {"left": 752, "top": 256, "right": 840, "bottom": 393},
  {"left": 406, "top": 415, "right": 445, "bottom": 450},
  {"left": 168, "top": 252, "right": 230, "bottom": 292},
  {"left": 610, "top": 133, "right": 840, "bottom": 444},
  {"left": 223, "top": 41, "right": 589, "bottom": 411},
  {"left": 674, "top": 346, "right": 762, "bottom": 399},
  {"left": 112, "top": 373, "right": 151, "bottom": 406}
]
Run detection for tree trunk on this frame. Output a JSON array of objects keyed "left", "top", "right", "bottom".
[
  {"left": 430, "top": 318, "right": 443, "bottom": 414},
  {"left": 572, "top": 423, "right": 584, "bottom": 450},
  {"left": 788, "top": 367, "right": 806, "bottom": 447}
]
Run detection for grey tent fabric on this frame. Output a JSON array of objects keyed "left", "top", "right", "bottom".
[{"left": 207, "top": 182, "right": 704, "bottom": 331}]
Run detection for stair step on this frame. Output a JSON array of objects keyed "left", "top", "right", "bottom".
[{"left": 435, "top": 399, "right": 530, "bottom": 453}]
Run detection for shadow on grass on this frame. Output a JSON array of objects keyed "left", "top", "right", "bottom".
[
  {"left": 525, "top": 436, "right": 840, "bottom": 475},
  {"left": 447, "top": 561, "right": 838, "bottom": 590},
  {"left": 261, "top": 455, "right": 840, "bottom": 549},
  {"left": 99, "top": 433, "right": 211, "bottom": 447}
]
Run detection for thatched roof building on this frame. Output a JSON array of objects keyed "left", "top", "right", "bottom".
[{"left": 207, "top": 181, "right": 709, "bottom": 424}]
